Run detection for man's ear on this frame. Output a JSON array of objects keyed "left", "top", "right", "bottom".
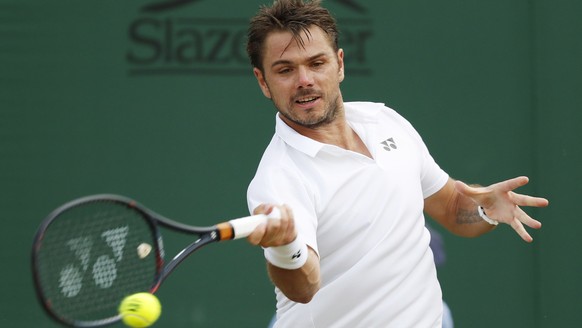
[
  {"left": 337, "top": 48, "right": 345, "bottom": 82},
  {"left": 253, "top": 67, "right": 272, "bottom": 99}
]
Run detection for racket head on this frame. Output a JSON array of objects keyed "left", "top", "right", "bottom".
[{"left": 31, "top": 195, "right": 164, "bottom": 327}]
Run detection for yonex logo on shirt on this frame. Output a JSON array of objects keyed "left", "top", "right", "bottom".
[{"left": 381, "top": 138, "right": 397, "bottom": 151}]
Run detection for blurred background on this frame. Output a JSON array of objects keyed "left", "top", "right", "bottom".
[{"left": 1, "top": 0, "right": 580, "bottom": 327}]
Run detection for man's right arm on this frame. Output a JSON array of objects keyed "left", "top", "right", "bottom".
[
  {"left": 246, "top": 204, "right": 321, "bottom": 303},
  {"left": 267, "top": 247, "right": 320, "bottom": 303}
]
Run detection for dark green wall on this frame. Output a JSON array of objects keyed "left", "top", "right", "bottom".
[{"left": 1, "top": 0, "right": 579, "bottom": 327}]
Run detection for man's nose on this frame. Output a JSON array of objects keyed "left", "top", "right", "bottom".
[{"left": 297, "top": 66, "right": 314, "bottom": 87}]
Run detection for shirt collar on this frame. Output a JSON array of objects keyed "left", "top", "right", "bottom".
[
  {"left": 274, "top": 102, "right": 383, "bottom": 158},
  {"left": 275, "top": 113, "right": 324, "bottom": 157}
]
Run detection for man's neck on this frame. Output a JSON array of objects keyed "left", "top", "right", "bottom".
[{"left": 289, "top": 115, "right": 372, "bottom": 158}]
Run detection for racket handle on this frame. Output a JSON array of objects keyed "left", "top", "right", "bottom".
[{"left": 227, "top": 207, "right": 281, "bottom": 240}]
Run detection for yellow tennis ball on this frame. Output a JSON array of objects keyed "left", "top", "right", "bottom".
[{"left": 118, "top": 293, "right": 161, "bottom": 327}]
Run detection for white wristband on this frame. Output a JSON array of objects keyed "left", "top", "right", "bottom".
[
  {"left": 264, "top": 236, "right": 308, "bottom": 270},
  {"left": 478, "top": 206, "right": 498, "bottom": 225}
]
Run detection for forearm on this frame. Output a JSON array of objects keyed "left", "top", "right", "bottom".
[
  {"left": 449, "top": 189, "right": 497, "bottom": 237},
  {"left": 425, "top": 178, "right": 496, "bottom": 237},
  {"left": 267, "top": 247, "right": 320, "bottom": 303}
]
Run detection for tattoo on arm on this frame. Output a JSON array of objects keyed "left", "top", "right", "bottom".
[{"left": 456, "top": 208, "right": 482, "bottom": 224}]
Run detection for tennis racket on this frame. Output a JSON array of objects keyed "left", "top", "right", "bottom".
[{"left": 31, "top": 194, "right": 278, "bottom": 327}]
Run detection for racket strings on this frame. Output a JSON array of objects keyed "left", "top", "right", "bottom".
[{"left": 35, "top": 201, "right": 160, "bottom": 323}]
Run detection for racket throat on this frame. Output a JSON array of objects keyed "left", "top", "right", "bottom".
[{"left": 158, "top": 233, "right": 219, "bottom": 285}]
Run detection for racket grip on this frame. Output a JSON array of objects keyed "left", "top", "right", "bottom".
[{"left": 228, "top": 207, "right": 281, "bottom": 240}]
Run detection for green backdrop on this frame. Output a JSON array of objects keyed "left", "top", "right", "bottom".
[{"left": 1, "top": 0, "right": 580, "bottom": 327}]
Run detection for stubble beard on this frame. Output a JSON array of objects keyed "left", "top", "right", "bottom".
[{"left": 277, "top": 92, "right": 342, "bottom": 129}]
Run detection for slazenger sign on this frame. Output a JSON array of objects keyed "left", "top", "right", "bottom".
[{"left": 126, "top": 0, "right": 373, "bottom": 76}]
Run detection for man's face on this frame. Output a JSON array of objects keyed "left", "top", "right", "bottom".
[{"left": 253, "top": 26, "right": 345, "bottom": 129}]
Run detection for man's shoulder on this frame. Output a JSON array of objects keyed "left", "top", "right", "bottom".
[
  {"left": 344, "top": 101, "right": 405, "bottom": 123},
  {"left": 344, "top": 101, "right": 386, "bottom": 112}
]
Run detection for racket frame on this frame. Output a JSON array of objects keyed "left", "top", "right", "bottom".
[{"left": 31, "top": 194, "right": 259, "bottom": 327}]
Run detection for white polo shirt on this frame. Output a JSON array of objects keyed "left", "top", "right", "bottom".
[{"left": 247, "top": 102, "right": 449, "bottom": 328}]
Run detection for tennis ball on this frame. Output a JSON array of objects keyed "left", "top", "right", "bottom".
[{"left": 118, "top": 292, "right": 161, "bottom": 327}]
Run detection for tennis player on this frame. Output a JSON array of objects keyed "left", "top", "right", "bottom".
[{"left": 244, "top": 1, "right": 549, "bottom": 327}]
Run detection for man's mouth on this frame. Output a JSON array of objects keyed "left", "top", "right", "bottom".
[{"left": 295, "top": 96, "right": 319, "bottom": 104}]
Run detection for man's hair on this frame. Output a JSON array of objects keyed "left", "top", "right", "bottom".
[{"left": 246, "top": 0, "right": 339, "bottom": 71}]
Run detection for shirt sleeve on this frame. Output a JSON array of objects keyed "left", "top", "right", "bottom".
[
  {"left": 247, "top": 160, "right": 320, "bottom": 256},
  {"left": 380, "top": 105, "right": 449, "bottom": 199}
]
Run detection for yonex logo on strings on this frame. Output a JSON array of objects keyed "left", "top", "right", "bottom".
[
  {"left": 59, "top": 226, "right": 130, "bottom": 298},
  {"left": 381, "top": 138, "right": 397, "bottom": 151}
]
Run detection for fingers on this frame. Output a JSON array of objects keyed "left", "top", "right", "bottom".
[
  {"left": 514, "top": 206, "right": 542, "bottom": 229},
  {"left": 510, "top": 192, "right": 550, "bottom": 208},
  {"left": 497, "top": 206, "right": 541, "bottom": 242},
  {"left": 509, "top": 206, "right": 542, "bottom": 242},
  {"left": 509, "top": 218, "right": 533, "bottom": 243},
  {"left": 496, "top": 176, "right": 530, "bottom": 192},
  {"left": 246, "top": 222, "right": 267, "bottom": 246},
  {"left": 454, "top": 180, "right": 487, "bottom": 197},
  {"left": 247, "top": 204, "right": 297, "bottom": 247}
]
